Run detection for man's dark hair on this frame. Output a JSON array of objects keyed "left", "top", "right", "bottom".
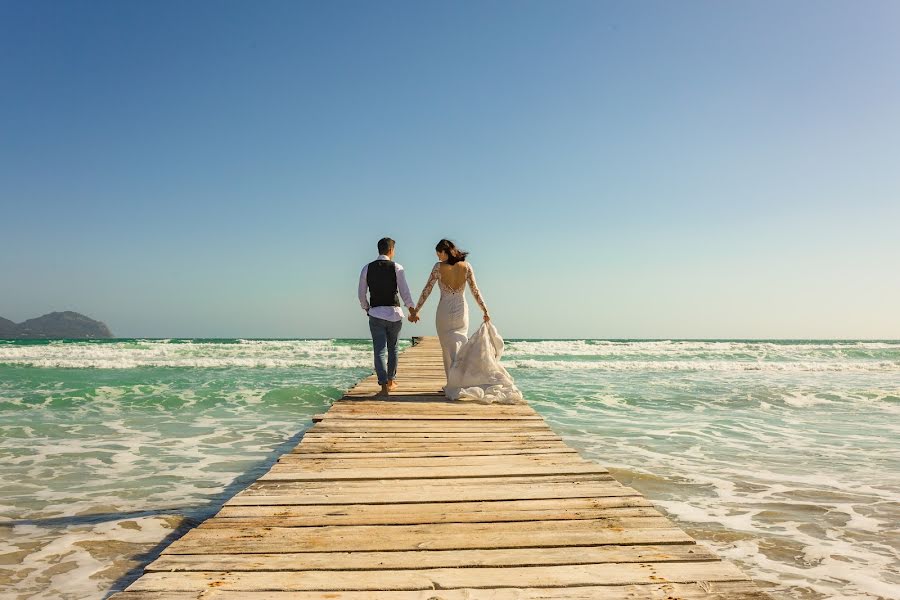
[{"left": 377, "top": 237, "right": 395, "bottom": 255}]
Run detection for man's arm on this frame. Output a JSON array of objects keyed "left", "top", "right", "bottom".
[
  {"left": 395, "top": 264, "right": 416, "bottom": 312},
  {"left": 358, "top": 265, "right": 370, "bottom": 313}
]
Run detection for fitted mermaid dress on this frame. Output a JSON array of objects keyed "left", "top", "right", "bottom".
[{"left": 415, "top": 261, "right": 523, "bottom": 403}]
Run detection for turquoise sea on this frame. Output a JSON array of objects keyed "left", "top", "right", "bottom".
[{"left": 1, "top": 338, "right": 898, "bottom": 599}]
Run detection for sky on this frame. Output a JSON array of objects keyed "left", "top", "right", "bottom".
[{"left": 1, "top": 0, "right": 898, "bottom": 339}]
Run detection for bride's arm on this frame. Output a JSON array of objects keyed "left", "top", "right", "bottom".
[
  {"left": 414, "top": 263, "right": 440, "bottom": 313},
  {"left": 466, "top": 262, "right": 490, "bottom": 321}
]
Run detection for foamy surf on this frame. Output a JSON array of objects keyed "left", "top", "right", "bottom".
[
  {"left": 0, "top": 341, "right": 369, "bottom": 598},
  {"left": 0, "top": 338, "right": 395, "bottom": 369},
  {"left": 510, "top": 346, "right": 900, "bottom": 600}
]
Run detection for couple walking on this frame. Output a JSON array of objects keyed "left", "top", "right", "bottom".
[{"left": 357, "top": 237, "right": 522, "bottom": 403}]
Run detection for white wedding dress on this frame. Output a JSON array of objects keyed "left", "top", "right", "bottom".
[{"left": 415, "top": 262, "right": 524, "bottom": 404}]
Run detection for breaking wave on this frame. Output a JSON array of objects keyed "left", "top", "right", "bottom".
[{"left": 0, "top": 339, "right": 385, "bottom": 369}]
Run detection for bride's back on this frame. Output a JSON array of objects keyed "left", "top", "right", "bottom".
[{"left": 439, "top": 261, "right": 468, "bottom": 291}]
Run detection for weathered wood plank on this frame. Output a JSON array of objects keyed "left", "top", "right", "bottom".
[
  {"left": 295, "top": 440, "right": 570, "bottom": 449},
  {"left": 275, "top": 453, "right": 589, "bottom": 468},
  {"left": 302, "top": 431, "right": 561, "bottom": 439},
  {"left": 148, "top": 543, "right": 716, "bottom": 571},
  {"left": 112, "top": 581, "right": 771, "bottom": 599},
  {"left": 327, "top": 402, "right": 538, "bottom": 413},
  {"left": 215, "top": 496, "right": 659, "bottom": 526},
  {"left": 291, "top": 444, "right": 575, "bottom": 454},
  {"left": 320, "top": 413, "right": 543, "bottom": 420},
  {"left": 163, "top": 520, "right": 688, "bottom": 554},
  {"left": 127, "top": 562, "right": 748, "bottom": 591},
  {"left": 226, "top": 484, "right": 642, "bottom": 505},
  {"left": 259, "top": 463, "right": 609, "bottom": 481},
  {"left": 309, "top": 425, "right": 554, "bottom": 433},
  {"left": 203, "top": 507, "right": 666, "bottom": 528},
  {"left": 246, "top": 473, "right": 615, "bottom": 487},
  {"left": 317, "top": 418, "right": 547, "bottom": 428},
  {"left": 293, "top": 440, "right": 572, "bottom": 450},
  {"left": 203, "top": 506, "right": 663, "bottom": 527},
  {"left": 289, "top": 448, "right": 580, "bottom": 458}
]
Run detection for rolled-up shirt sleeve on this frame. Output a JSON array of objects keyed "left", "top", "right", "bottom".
[
  {"left": 395, "top": 264, "right": 415, "bottom": 308},
  {"left": 358, "top": 264, "right": 370, "bottom": 311}
]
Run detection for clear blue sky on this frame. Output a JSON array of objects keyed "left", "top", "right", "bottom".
[{"left": 2, "top": 1, "right": 898, "bottom": 338}]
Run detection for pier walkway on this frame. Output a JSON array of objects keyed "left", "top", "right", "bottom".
[{"left": 111, "top": 337, "right": 771, "bottom": 599}]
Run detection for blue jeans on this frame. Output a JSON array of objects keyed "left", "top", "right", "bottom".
[{"left": 368, "top": 316, "right": 402, "bottom": 385}]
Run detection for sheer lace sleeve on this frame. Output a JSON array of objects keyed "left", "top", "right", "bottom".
[
  {"left": 466, "top": 263, "right": 489, "bottom": 315},
  {"left": 415, "top": 263, "right": 441, "bottom": 312}
]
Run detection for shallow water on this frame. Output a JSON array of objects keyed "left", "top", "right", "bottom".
[
  {"left": 509, "top": 340, "right": 900, "bottom": 600},
  {"left": 0, "top": 338, "right": 898, "bottom": 599}
]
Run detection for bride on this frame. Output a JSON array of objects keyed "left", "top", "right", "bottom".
[{"left": 410, "top": 239, "right": 523, "bottom": 404}]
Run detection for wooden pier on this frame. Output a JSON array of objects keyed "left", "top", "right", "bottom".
[{"left": 111, "top": 337, "right": 771, "bottom": 599}]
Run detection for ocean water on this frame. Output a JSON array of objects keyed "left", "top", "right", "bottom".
[{"left": 0, "top": 338, "right": 898, "bottom": 599}]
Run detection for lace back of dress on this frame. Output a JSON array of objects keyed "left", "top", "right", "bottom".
[{"left": 437, "top": 263, "right": 468, "bottom": 294}]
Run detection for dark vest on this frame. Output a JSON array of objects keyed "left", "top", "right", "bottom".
[{"left": 367, "top": 259, "right": 400, "bottom": 308}]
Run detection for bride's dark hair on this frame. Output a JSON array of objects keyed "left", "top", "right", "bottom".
[{"left": 436, "top": 239, "right": 468, "bottom": 265}]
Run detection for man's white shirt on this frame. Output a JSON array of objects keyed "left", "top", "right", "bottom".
[{"left": 358, "top": 255, "right": 415, "bottom": 322}]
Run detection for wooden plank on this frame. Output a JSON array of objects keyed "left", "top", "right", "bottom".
[
  {"left": 295, "top": 438, "right": 569, "bottom": 446},
  {"left": 148, "top": 544, "right": 718, "bottom": 571},
  {"left": 293, "top": 440, "right": 572, "bottom": 450},
  {"left": 215, "top": 496, "right": 655, "bottom": 520},
  {"left": 258, "top": 463, "right": 609, "bottom": 481},
  {"left": 242, "top": 474, "right": 618, "bottom": 491},
  {"left": 319, "top": 413, "right": 543, "bottom": 420},
  {"left": 290, "top": 448, "right": 579, "bottom": 457},
  {"left": 302, "top": 431, "right": 560, "bottom": 438},
  {"left": 292, "top": 444, "right": 567, "bottom": 453},
  {"left": 309, "top": 424, "right": 554, "bottom": 432},
  {"left": 273, "top": 452, "right": 605, "bottom": 469},
  {"left": 111, "top": 581, "right": 771, "bottom": 599},
  {"left": 225, "top": 483, "right": 642, "bottom": 506},
  {"left": 163, "top": 520, "right": 688, "bottom": 554},
  {"left": 328, "top": 401, "right": 537, "bottom": 413},
  {"left": 275, "top": 453, "right": 590, "bottom": 467},
  {"left": 313, "top": 418, "right": 549, "bottom": 425},
  {"left": 127, "top": 562, "right": 748, "bottom": 591},
  {"left": 202, "top": 507, "right": 664, "bottom": 528}
]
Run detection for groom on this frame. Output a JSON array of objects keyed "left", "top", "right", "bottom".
[{"left": 357, "top": 237, "right": 417, "bottom": 397}]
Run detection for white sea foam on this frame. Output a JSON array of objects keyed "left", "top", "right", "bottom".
[
  {"left": 505, "top": 358, "right": 900, "bottom": 372},
  {"left": 504, "top": 339, "right": 900, "bottom": 357},
  {"left": 7, "top": 515, "right": 179, "bottom": 598},
  {"left": 780, "top": 391, "right": 834, "bottom": 408},
  {"left": 0, "top": 339, "right": 379, "bottom": 369},
  {"left": 0, "top": 375, "right": 333, "bottom": 599},
  {"left": 2, "top": 339, "right": 897, "bottom": 372}
]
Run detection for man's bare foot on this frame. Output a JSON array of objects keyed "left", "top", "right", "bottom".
[
  {"left": 376, "top": 384, "right": 390, "bottom": 398},
  {"left": 387, "top": 380, "right": 397, "bottom": 391}
]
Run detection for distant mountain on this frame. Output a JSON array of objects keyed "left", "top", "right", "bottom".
[
  {"left": 0, "top": 311, "right": 113, "bottom": 339},
  {"left": 0, "top": 317, "right": 17, "bottom": 337}
]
